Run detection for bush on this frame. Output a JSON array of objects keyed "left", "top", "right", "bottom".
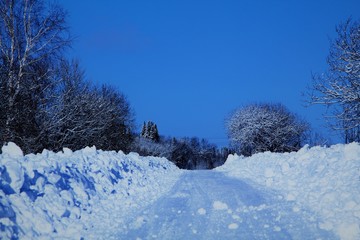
[{"left": 226, "top": 103, "right": 309, "bottom": 156}]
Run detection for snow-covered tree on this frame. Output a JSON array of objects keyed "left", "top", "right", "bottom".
[
  {"left": 43, "top": 60, "right": 134, "bottom": 152},
  {"left": 140, "top": 121, "right": 159, "bottom": 142},
  {"left": 0, "top": 0, "right": 71, "bottom": 152},
  {"left": 226, "top": 103, "right": 309, "bottom": 156},
  {"left": 149, "top": 123, "right": 160, "bottom": 142},
  {"left": 308, "top": 18, "right": 360, "bottom": 143},
  {"left": 0, "top": 1, "right": 134, "bottom": 153},
  {"left": 140, "top": 122, "right": 147, "bottom": 138}
]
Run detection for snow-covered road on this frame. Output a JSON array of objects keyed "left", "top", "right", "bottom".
[
  {"left": 121, "top": 170, "right": 335, "bottom": 239},
  {"left": 2, "top": 143, "right": 358, "bottom": 239}
]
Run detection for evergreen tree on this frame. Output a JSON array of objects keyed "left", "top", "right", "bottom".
[
  {"left": 140, "top": 122, "right": 147, "bottom": 138},
  {"left": 147, "top": 121, "right": 154, "bottom": 139},
  {"left": 140, "top": 121, "right": 159, "bottom": 142},
  {"left": 150, "top": 123, "right": 160, "bottom": 142}
]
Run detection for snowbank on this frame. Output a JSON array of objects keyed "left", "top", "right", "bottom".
[
  {"left": 0, "top": 142, "right": 181, "bottom": 239},
  {"left": 217, "top": 143, "right": 360, "bottom": 240}
]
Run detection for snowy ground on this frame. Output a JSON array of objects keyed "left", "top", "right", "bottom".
[
  {"left": 121, "top": 171, "right": 334, "bottom": 239},
  {"left": 1, "top": 142, "right": 359, "bottom": 239},
  {"left": 0, "top": 142, "right": 181, "bottom": 239},
  {"left": 217, "top": 143, "right": 360, "bottom": 240}
]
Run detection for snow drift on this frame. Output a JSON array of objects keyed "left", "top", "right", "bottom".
[
  {"left": 0, "top": 142, "right": 181, "bottom": 239},
  {"left": 217, "top": 143, "right": 360, "bottom": 240},
  {"left": 1, "top": 142, "right": 360, "bottom": 239}
]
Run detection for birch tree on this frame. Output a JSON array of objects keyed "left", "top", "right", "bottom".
[{"left": 0, "top": 0, "right": 70, "bottom": 150}]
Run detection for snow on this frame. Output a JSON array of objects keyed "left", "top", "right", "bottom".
[
  {"left": 217, "top": 142, "right": 360, "bottom": 240},
  {"left": 197, "top": 208, "right": 206, "bottom": 215},
  {"left": 122, "top": 170, "right": 334, "bottom": 239},
  {"left": 228, "top": 223, "right": 239, "bottom": 230},
  {"left": 1, "top": 142, "right": 24, "bottom": 158},
  {"left": 0, "top": 143, "right": 181, "bottom": 239},
  {"left": 1, "top": 142, "right": 359, "bottom": 239},
  {"left": 213, "top": 200, "right": 229, "bottom": 210}
]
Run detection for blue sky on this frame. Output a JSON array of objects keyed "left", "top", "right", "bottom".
[{"left": 61, "top": 0, "right": 360, "bottom": 146}]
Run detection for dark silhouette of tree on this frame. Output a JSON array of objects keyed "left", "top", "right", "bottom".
[
  {"left": 0, "top": 1, "right": 134, "bottom": 153},
  {"left": 131, "top": 135, "right": 228, "bottom": 169},
  {"left": 140, "top": 121, "right": 160, "bottom": 142},
  {"left": 140, "top": 122, "right": 147, "bottom": 138},
  {"left": 0, "top": 0, "right": 71, "bottom": 152}
]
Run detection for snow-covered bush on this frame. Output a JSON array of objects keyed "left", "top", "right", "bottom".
[{"left": 226, "top": 103, "right": 309, "bottom": 156}]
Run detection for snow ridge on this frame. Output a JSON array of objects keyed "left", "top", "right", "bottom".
[
  {"left": 0, "top": 143, "right": 181, "bottom": 239},
  {"left": 217, "top": 143, "right": 360, "bottom": 240}
]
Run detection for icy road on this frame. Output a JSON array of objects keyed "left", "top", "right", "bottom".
[{"left": 120, "top": 170, "right": 335, "bottom": 239}]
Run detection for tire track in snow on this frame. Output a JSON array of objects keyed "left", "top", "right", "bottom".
[{"left": 120, "top": 170, "right": 336, "bottom": 239}]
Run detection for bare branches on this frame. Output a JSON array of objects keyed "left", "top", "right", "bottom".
[
  {"left": 38, "top": 59, "right": 134, "bottom": 152},
  {"left": 308, "top": 18, "right": 360, "bottom": 142},
  {"left": 0, "top": 1, "right": 134, "bottom": 153},
  {"left": 0, "top": 0, "right": 70, "bottom": 75},
  {"left": 0, "top": 0, "right": 70, "bottom": 151}
]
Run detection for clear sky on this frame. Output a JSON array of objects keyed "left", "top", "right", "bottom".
[{"left": 61, "top": 0, "right": 360, "bottom": 146}]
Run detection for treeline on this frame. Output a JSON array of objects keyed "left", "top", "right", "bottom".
[
  {"left": 134, "top": 121, "right": 231, "bottom": 169},
  {"left": 0, "top": 1, "right": 134, "bottom": 153},
  {"left": 132, "top": 134, "right": 231, "bottom": 169}
]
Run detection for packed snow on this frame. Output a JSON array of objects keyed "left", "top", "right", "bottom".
[
  {"left": 213, "top": 200, "right": 229, "bottom": 211},
  {"left": 1, "top": 142, "right": 359, "bottom": 239},
  {"left": 122, "top": 170, "right": 334, "bottom": 239}
]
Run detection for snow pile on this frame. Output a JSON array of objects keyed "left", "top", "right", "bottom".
[
  {"left": 217, "top": 143, "right": 360, "bottom": 240},
  {"left": 0, "top": 142, "right": 181, "bottom": 239}
]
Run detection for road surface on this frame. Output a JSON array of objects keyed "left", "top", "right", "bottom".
[{"left": 120, "top": 170, "right": 335, "bottom": 239}]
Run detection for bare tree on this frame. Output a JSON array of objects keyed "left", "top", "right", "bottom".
[
  {"left": 226, "top": 103, "right": 309, "bottom": 156},
  {"left": 97, "top": 84, "right": 135, "bottom": 152},
  {"left": 309, "top": 18, "right": 360, "bottom": 143},
  {"left": 0, "top": 0, "right": 70, "bottom": 150},
  {"left": 42, "top": 60, "right": 134, "bottom": 152},
  {"left": 0, "top": 1, "right": 136, "bottom": 153}
]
